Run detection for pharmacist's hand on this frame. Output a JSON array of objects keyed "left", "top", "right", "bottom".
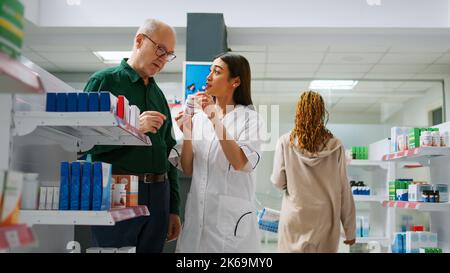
[
  {"left": 167, "top": 214, "right": 182, "bottom": 242},
  {"left": 175, "top": 111, "right": 192, "bottom": 133},
  {"left": 139, "top": 111, "right": 166, "bottom": 134},
  {"left": 196, "top": 93, "right": 219, "bottom": 120},
  {"left": 344, "top": 238, "right": 356, "bottom": 246}
]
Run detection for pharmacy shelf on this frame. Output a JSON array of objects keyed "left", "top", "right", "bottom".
[
  {"left": 382, "top": 201, "right": 450, "bottom": 212},
  {"left": 13, "top": 112, "right": 152, "bottom": 152},
  {"left": 353, "top": 195, "right": 385, "bottom": 203},
  {"left": 19, "top": 205, "right": 150, "bottom": 226},
  {"left": 349, "top": 160, "right": 388, "bottom": 169},
  {"left": 0, "top": 52, "right": 44, "bottom": 94},
  {"left": 0, "top": 224, "right": 37, "bottom": 250},
  {"left": 382, "top": 147, "right": 450, "bottom": 163},
  {"left": 356, "top": 237, "right": 390, "bottom": 244}
]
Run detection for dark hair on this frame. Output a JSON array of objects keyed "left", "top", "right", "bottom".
[{"left": 215, "top": 52, "right": 253, "bottom": 106}]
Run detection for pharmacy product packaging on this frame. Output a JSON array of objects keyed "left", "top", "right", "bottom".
[
  {"left": 46, "top": 93, "right": 57, "bottom": 112},
  {"left": 0, "top": 171, "right": 23, "bottom": 226},
  {"left": 21, "top": 173, "right": 40, "bottom": 210},
  {"left": 70, "top": 161, "right": 81, "bottom": 210},
  {"left": 111, "top": 183, "right": 126, "bottom": 209},
  {"left": 56, "top": 93, "right": 67, "bottom": 112},
  {"left": 67, "top": 93, "right": 78, "bottom": 112},
  {"left": 405, "top": 232, "right": 438, "bottom": 253},
  {"left": 391, "top": 127, "right": 410, "bottom": 153},
  {"left": 77, "top": 93, "right": 88, "bottom": 112},
  {"left": 408, "top": 183, "right": 432, "bottom": 202},
  {"left": 0, "top": 0, "right": 24, "bottom": 58},
  {"left": 52, "top": 187, "right": 59, "bottom": 210},
  {"left": 92, "top": 162, "right": 102, "bottom": 210},
  {"left": 99, "top": 92, "right": 118, "bottom": 114},
  {"left": 88, "top": 92, "right": 100, "bottom": 112},
  {"left": 38, "top": 187, "right": 47, "bottom": 210},
  {"left": 100, "top": 162, "right": 112, "bottom": 210},
  {"left": 45, "top": 186, "right": 54, "bottom": 210},
  {"left": 80, "top": 162, "right": 92, "bottom": 210},
  {"left": 59, "top": 161, "right": 70, "bottom": 210},
  {"left": 362, "top": 216, "right": 370, "bottom": 237},
  {"left": 112, "top": 175, "right": 138, "bottom": 207},
  {"left": 129, "top": 105, "right": 141, "bottom": 129}
]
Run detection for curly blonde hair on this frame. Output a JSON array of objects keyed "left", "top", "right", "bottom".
[{"left": 290, "top": 91, "right": 333, "bottom": 154}]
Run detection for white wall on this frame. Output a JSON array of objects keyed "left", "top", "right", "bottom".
[{"left": 384, "top": 85, "right": 444, "bottom": 127}]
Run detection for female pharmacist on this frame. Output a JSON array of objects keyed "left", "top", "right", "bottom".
[
  {"left": 271, "top": 91, "right": 356, "bottom": 253},
  {"left": 174, "top": 53, "right": 266, "bottom": 252}
]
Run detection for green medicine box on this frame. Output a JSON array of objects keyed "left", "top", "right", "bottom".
[
  {"left": 0, "top": 0, "right": 24, "bottom": 59},
  {"left": 408, "top": 128, "right": 422, "bottom": 149}
]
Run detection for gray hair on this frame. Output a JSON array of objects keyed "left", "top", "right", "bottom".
[{"left": 136, "top": 18, "right": 175, "bottom": 36}]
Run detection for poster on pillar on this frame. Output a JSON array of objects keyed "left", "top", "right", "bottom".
[{"left": 182, "top": 61, "right": 212, "bottom": 102}]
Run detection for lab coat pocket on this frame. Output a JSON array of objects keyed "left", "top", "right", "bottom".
[{"left": 216, "top": 195, "right": 254, "bottom": 239}]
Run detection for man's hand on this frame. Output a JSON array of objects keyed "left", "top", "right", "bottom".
[
  {"left": 344, "top": 238, "right": 356, "bottom": 246},
  {"left": 139, "top": 111, "right": 166, "bottom": 134},
  {"left": 166, "top": 214, "right": 182, "bottom": 242}
]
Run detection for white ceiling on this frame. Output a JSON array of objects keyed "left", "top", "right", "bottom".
[{"left": 22, "top": 23, "right": 448, "bottom": 122}]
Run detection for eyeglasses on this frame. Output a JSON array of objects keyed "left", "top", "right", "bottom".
[{"left": 141, "top": 33, "right": 176, "bottom": 62}]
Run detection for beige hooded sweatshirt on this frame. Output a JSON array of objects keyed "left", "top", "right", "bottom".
[{"left": 271, "top": 133, "right": 356, "bottom": 253}]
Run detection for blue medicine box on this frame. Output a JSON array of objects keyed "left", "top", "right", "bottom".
[
  {"left": 92, "top": 162, "right": 103, "bottom": 211},
  {"left": 78, "top": 93, "right": 88, "bottom": 112},
  {"left": 88, "top": 92, "right": 100, "bottom": 111},
  {"left": 56, "top": 93, "right": 68, "bottom": 112},
  {"left": 80, "top": 162, "right": 92, "bottom": 210},
  {"left": 67, "top": 93, "right": 78, "bottom": 112},
  {"left": 59, "top": 162, "right": 70, "bottom": 210},
  {"left": 70, "top": 161, "right": 82, "bottom": 210},
  {"left": 46, "top": 93, "right": 57, "bottom": 112}
]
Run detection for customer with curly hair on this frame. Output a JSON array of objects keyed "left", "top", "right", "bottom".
[{"left": 271, "top": 90, "right": 356, "bottom": 253}]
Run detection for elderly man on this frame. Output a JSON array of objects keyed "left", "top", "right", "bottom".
[{"left": 84, "top": 19, "right": 181, "bottom": 253}]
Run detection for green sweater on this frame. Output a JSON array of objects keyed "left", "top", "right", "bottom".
[{"left": 83, "top": 59, "right": 180, "bottom": 215}]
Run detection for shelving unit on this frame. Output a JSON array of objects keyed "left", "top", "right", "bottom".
[
  {"left": 349, "top": 160, "right": 388, "bottom": 169},
  {"left": 353, "top": 195, "right": 385, "bottom": 203},
  {"left": 20, "top": 206, "right": 150, "bottom": 226},
  {"left": 382, "top": 147, "right": 450, "bottom": 163},
  {"left": 382, "top": 201, "right": 450, "bottom": 212},
  {"left": 356, "top": 236, "right": 390, "bottom": 244},
  {"left": 0, "top": 53, "right": 44, "bottom": 94},
  {"left": 13, "top": 112, "right": 151, "bottom": 152},
  {"left": 345, "top": 149, "right": 391, "bottom": 253},
  {"left": 0, "top": 224, "right": 37, "bottom": 250},
  {"left": 0, "top": 56, "right": 153, "bottom": 252}
]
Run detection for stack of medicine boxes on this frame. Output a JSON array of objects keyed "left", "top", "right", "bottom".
[{"left": 46, "top": 92, "right": 141, "bottom": 129}]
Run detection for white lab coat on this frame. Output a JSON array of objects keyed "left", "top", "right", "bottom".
[{"left": 174, "top": 105, "right": 265, "bottom": 253}]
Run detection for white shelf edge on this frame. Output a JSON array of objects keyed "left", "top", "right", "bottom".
[
  {"left": 382, "top": 147, "right": 450, "bottom": 162},
  {"left": 19, "top": 206, "right": 150, "bottom": 226},
  {"left": 353, "top": 195, "right": 386, "bottom": 203},
  {"left": 382, "top": 200, "right": 450, "bottom": 212},
  {"left": 0, "top": 53, "right": 44, "bottom": 94},
  {"left": 349, "top": 160, "right": 388, "bottom": 167},
  {"left": 356, "top": 237, "right": 389, "bottom": 243},
  {"left": 13, "top": 111, "right": 151, "bottom": 152}
]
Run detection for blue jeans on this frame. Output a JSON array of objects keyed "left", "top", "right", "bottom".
[{"left": 91, "top": 180, "right": 170, "bottom": 253}]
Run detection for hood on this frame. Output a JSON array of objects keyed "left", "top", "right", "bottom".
[{"left": 294, "top": 137, "right": 343, "bottom": 167}]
